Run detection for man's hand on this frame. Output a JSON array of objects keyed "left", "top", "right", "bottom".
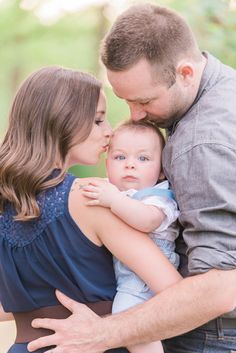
[
  {"left": 27, "top": 291, "right": 106, "bottom": 353},
  {"left": 82, "top": 179, "right": 121, "bottom": 208}
]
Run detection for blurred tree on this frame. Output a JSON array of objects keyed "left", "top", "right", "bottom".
[{"left": 0, "top": 0, "right": 235, "bottom": 177}]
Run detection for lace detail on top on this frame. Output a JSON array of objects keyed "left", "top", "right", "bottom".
[{"left": 0, "top": 172, "right": 75, "bottom": 247}]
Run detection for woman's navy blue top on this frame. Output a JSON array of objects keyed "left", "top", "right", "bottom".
[{"left": 0, "top": 171, "right": 128, "bottom": 353}]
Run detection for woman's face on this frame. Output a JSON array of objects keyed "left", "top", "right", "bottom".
[{"left": 68, "top": 91, "right": 112, "bottom": 166}]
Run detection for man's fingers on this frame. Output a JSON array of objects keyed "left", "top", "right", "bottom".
[
  {"left": 27, "top": 332, "right": 57, "bottom": 352},
  {"left": 55, "top": 290, "right": 90, "bottom": 314},
  {"left": 31, "top": 318, "right": 59, "bottom": 330}
]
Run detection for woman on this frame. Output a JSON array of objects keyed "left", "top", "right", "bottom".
[{"left": 0, "top": 66, "right": 181, "bottom": 353}]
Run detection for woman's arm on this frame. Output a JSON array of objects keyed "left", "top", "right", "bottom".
[
  {"left": 82, "top": 179, "right": 165, "bottom": 233},
  {"left": 27, "top": 269, "right": 236, "bottom": 353},
  {"left": 94, "top": 204, "right": 181, "bottom": 293},
  {"left": 27, "top": 182, "right": 236, "bottom": 352},
  {"left": 70, "top": 178, "right": 181, "bottom": 292},
  {"left": 0, "top": 303, "right": 14, "bottom": 321}
]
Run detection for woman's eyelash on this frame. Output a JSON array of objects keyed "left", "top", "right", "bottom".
[{"left": 95, "top": 119, "right": 103, "bottom": 125}]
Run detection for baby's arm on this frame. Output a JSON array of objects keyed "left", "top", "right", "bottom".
[{"left": 82, "top": 179, "right": 165, "bottom": 232}]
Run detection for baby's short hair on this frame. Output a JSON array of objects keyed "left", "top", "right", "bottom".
[{"left": 110, "top": 119, "right": 166, "bottom": 150}]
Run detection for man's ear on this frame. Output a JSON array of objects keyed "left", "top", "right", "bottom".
[{"left": 176, "top": 61, "right": 194, "bottom": 86}]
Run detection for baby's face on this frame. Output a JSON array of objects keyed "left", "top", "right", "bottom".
[{"left": 106, "top": 128, "right": 163, "bottom": 191}]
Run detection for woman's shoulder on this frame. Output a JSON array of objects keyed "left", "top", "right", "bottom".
[
  {"left": 68, "top": 177, "right": 108, "bottom": 247},
  {"left": 71, "top": 177, "right": 106, "bottom": 189}
]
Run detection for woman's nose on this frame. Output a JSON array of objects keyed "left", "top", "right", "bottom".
[{"left": 104, "top": 121, "right": 113, "bottom": 137}]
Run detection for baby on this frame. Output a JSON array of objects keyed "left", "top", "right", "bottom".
[{"left": 83, "top": 119, "right": 180, "bottom": 353}]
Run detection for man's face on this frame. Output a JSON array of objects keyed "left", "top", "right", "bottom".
[{"left": 107, "top": 59, "right": 189, "bottom": 128}]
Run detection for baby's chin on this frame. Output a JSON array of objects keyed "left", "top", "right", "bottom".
[{"left": 118, "top": 181, "right": 143, "bottom": 191}]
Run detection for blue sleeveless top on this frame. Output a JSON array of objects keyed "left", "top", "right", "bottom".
[
  {"left": 0, "top": 171, "right": 129, "bottom": 352},
  {"left": 0, "top": 171, "right": 130, "bottom": 352},
  {"left": 0, "top": 171, "right": 117, "bottom": 312},
  {"left": 0, "top": 171, "right": 118, "bottom": 312}
]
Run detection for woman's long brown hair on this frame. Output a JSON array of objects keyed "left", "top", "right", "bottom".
[{"left": 0, "top": 66, "right": 101, "bottom": 220}]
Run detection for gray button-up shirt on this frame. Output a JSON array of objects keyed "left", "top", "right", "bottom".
[{"left": 163, "top": 52, "right": 236, "bottom": 317}]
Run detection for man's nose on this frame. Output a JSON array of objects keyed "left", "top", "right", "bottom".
[{"left": 128, "top": 103, "right": 147, "bottom": 121}]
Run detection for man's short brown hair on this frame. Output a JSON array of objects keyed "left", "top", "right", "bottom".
[{"left": 101, "top": 4, "right": 201, "bottom": 87}]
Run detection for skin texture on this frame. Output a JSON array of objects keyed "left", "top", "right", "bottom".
[
  {"left": 106, "top": 128, "right": 163, "bottom": 191},
  {"left": 0, "top": 304, "right": 13, "bottom": 321},
  {"left": 27, "top": 176, "right": 181, "bottom": 352},
  {"left": 106, "top": 57, "right": 205, "bottom": 127},
  {"left": 82, "top": 127, "right": 171, "bottom": 353},
  {"left": 83, "top": 178, "right": 165, "bottom": 233},
  {"left": 27, "top": 57, "right": 236, "bottom": 352},
  {"left": 28, "top": 269, "right": 236, "bottom": 353},
  {"left": 82, "top": 128, "right": 166, "bottom": 232},
  {"left": 68, "top": 91, "right": 112, "bottom": 166}
]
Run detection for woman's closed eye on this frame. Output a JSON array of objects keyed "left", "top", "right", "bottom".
[{"left": 95, "top": 118, "right": 104, "bottom": 126}]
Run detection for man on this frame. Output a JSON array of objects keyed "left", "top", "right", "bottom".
[{"left": 28, "top": 4, "right": 236, "bottom": 353}]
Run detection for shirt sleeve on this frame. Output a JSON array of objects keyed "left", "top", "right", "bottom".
[
  {"left": 172, "top": 143, "right": 236, "bottom": 275},
  {"left": 142, "top": 194, "right": 179, "bottom": 232}
]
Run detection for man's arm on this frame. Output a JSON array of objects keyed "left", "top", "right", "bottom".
[
  {"left": 28, "top": 268, "right": 236, "bottom": 353},
  {"left": 82, "top": 179, "right": 165, "bottom": 232}
]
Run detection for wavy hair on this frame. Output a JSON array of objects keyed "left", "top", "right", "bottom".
[{"left": 0, "top": 66, "right": 101, "bottom": 220}]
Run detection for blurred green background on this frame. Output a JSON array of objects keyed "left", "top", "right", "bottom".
[{"left": 0, "top": 0, "right": 236, "bottom": 178}]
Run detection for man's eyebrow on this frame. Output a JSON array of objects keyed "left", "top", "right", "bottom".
[
  {"left": 113, "top": 91, "right": 155, "bottom": 103},
  {"left": 127, "top": 98, "right": 152, "bottom": 103}
]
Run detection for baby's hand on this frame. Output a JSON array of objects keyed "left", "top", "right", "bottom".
[{"left": 82, "top": 179, "right": 120, "bottom": 208}]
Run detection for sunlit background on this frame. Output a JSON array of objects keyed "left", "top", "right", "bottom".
[
  {"left": 0, "top": 0, "right": 236, "bottom": 178},
  {"left": 0, "top": 0, "right": 236, "bottom": 348}
]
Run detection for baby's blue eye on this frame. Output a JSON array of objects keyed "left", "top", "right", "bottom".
[
  {"left": 114, "top": 155, "right": 125, "bottom": 160},
  {"left": 138, "top": 156, "right": 149, "bottom": 161}
]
